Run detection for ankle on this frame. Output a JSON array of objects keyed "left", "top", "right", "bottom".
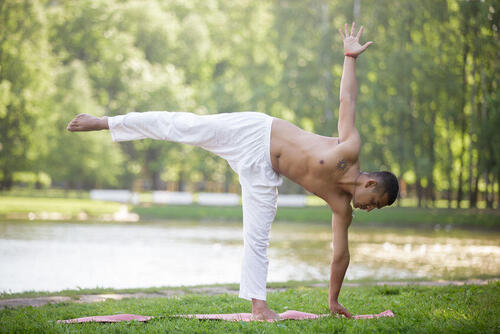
[
  {"left": 252, "top": 299, "right": 267, "bottom": 312},
  {"left": 99, "top": 116, "right": 109, "bottom": 130}
]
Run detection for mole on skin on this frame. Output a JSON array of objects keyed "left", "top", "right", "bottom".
[{"left": 320, "top": 160, "right": 324, "bottom": 164}]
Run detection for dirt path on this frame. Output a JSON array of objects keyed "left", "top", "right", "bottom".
[{"left": 0, "top": 279, "right": 496, "bottom": 309}]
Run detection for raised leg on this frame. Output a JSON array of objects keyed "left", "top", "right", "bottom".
[{"left": 103, "top": 111, "right": 220, "bottom": 145}]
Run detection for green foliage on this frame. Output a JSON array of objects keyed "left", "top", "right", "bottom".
[
  {"left": 40, "top": 61, "right": 125, "bottom": 189},
  {"left": 0, "top": 0, "right": 53, "bottom": 189},
  {"left": 0, "top": 0, "right": 498, "bottom": 208}
]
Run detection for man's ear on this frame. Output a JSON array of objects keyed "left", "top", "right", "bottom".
[{"left": 365, "top": 179, "right": 377, "bottom": 188}]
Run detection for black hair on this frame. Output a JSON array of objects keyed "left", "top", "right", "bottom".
[{"left": 370, "top": 171, "right": 399, "bottom": 206}]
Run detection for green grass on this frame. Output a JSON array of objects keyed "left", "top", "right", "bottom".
[
  {"left": 0, "top": 196, "right": 122, "bottom": 217},
  {"left": 0, "top": 282, "right": 498, "bottom": 333},
  {"left": 0, "top": 189, "right": 91, "bottom": 199},
  {"left": 1, "top": 194, "right": 499, "bottom": 229},
  {"left": 4, "top": 278, "right": 499, "bottom": 301},
  {"left": 133, "top": 205, "right": 500, "bottom": 229}
]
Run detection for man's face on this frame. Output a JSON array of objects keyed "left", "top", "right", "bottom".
[{"left": 353, "top": 183, "right": 389, "bottom": 212}]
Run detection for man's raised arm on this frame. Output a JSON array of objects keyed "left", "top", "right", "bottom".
[{"left": 337, "top": 23, "right": 373, "bottom": 144}]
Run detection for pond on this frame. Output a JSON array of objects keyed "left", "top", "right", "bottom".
[{"left": 0, "top": 220, "right": 499, "bottom": 293}]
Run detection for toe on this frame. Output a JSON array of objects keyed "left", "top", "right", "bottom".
[{"left": 67, "top": 121, "right": 77, "bottom": 131}]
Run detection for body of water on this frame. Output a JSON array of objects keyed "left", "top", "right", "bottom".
[{"left": 0, "top": 220, "right": 499, "bottom": 293}]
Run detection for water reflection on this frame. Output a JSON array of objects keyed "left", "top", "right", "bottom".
[
  {"left": 0, "top": 221, "right": 498, "bottom": 293},
  {"left": 270, "top": 224, "right": 500, "bottom": 280},
  {"left": 347, "top": 228, "right": 500, "bottom": 279}
]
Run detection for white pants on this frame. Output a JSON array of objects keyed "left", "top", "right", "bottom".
[{"left": 108, "top": 111, "right": 283, "bottom": 301}]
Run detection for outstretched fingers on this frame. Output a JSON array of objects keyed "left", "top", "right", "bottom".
[
  {"left": 340, "top": 23, "right": 372, "bottom": 47},
  {"left": 356, "top": 25, "right": 364, "bottom": 40},
  {"left": 338, "top": 306, "right": 352, "bottom": 318},
  {"left": 361, "top": 41, "right": 374, "bottom": 52}
]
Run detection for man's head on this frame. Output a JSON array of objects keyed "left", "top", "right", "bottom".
[{"left": 352, "top": 171, "right": 399, "bottom": 212}]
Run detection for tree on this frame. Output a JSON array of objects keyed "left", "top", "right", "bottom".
[{"left": 0, "top": 0, "right": 52, "bottom": 189}]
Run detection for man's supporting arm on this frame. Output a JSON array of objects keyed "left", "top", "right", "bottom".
[{"left": 329, "top": 212, "right": 352, "bottom": 318}]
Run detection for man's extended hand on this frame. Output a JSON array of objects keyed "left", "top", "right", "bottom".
[
  {"left": 330, "top": 300, "right": 352, "bottom": 318},
  {"left": 338, "top": 22, "right": 373, "bottom": 58}
]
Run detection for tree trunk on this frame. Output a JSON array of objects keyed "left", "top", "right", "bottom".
[
  {"left": 320, "top": 0, "right": 333, "bottom": 131},
  {"left": 224, "top": 165, "right": 233, "bottom": 193},
  {"left": 456, "top": 37, "right": 469, "bottom": 208},
  {"left": 178, "top": 170, "right": 185, "bottom": 192},
  {"left": 0, "top": 169, "right": 13, "bottom": 190},
  {"left": 416, "top": 179, "right": 423, "bottom": 208},
  {"left": 468, "top": 51, "right": 477, "bottom": 207},
  {"left": 471, "top": 175, "right": 479, "bottom": 207},
  {"left": 480, "top": 65, "right": 491, "bottom": 209},
  {"left": 408, "top": 102, "right": 422, "bottom": 208},
  {"left": 151, "top": 171, "right": 162, "bottom": 190},
  {"left": 404, "top": 7, "right": 421, "bottom": 207},
  {"left": 353, "top": 0, "right": 361, "bottom": 22},
  {"left": 493, "top": 175, "right": 497, "bottom": 209},
  {"left": 445, "top": 118, "right": 454, "bottom": 208},
  {"left": 485, "top": 173, "right": 493, "bottom": 209},
  {"left": 396, "top": 172, "right": 403, "bottom": 207},
  {"left": 497, "top": 172, "right": 500, "bottom": 209},
  {"left": 428, "top": 108, "right": 437, "bottom": 205}
]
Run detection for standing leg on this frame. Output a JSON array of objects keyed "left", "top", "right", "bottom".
[{"left": 239, "top": 182, "right": 279, "bottom": 319}]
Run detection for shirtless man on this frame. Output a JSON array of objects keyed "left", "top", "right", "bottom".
[{"left": 67, "top": 23, "right": 398, "bottom": 320}]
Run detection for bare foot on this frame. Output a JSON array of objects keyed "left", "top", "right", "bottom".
[
  {"left": 67, "top": 114, "right": 108, "bottom": 132},
  {"left": 251, "top": 299, "right": 280, "bottom": 322},
  {"left": 252, "top": 309, "right": 280, "bottom": 322}
]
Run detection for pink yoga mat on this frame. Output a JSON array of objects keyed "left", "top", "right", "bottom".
[
  {"left": 183, "top": 309, "right": 394, "bottom": 321},
  {"left": 57, "top": 314, "right": 153, "bottom": 324},
  {"left": 57, "top": 310, "right": 394, "bottom": 323}
]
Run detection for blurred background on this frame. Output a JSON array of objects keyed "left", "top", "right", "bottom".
[{"left": 0, "top": 0, "right": 499, "bottom": 294}]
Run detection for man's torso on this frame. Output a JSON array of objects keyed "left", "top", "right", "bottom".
[{"left": 270, "top": 118, "right": 359, "bottom": 212}]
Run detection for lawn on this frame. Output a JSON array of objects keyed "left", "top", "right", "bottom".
[
  {"left": 0, "top": 282, "right": 498, "bottom": 333},
  {"left": 0, "top": 196, "right": 122, "bottom": 218},
  {"left": 1, "top": 194, "right": 499, "bottom": 229},
  {"left": 134, "top": 204, "right": 500, "bottom": 229}
]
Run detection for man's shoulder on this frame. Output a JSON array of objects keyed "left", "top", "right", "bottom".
[
  {"left": 335, "top": 137, "right": 361, "bottom": 161},
  {"left": 327, "top": 193, "right": 353, "bottom": 218},
  {"left": 317, "top": 138, "right": 360, "bottom": 175}
]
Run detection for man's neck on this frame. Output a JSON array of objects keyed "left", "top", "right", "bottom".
[{"left": 337, "top": 170, "right": 364, "bottom": 197}]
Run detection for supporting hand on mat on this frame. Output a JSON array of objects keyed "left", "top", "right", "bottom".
[
  {"left": 338, "top": 22, "right": 373, "bottom": 58},
  {"left": 252, "top": 299, "right": 280, "bottom": 321},
  {"left": 330, "top": 301, "right": 352, "bottom": 318}
]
